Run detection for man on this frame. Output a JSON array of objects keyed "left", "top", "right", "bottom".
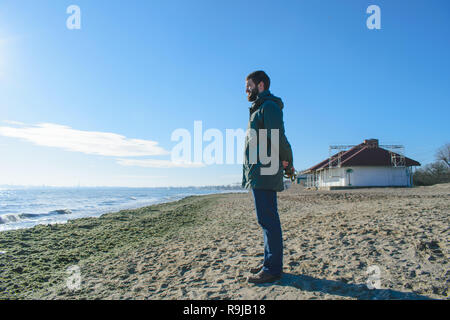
[{"left": 242, "top": 70, "right": 294, "bottom": 284}]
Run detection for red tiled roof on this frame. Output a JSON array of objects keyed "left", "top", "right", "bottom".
[{"left": 304, "top": 139, "right": 421, "bottom": 173}]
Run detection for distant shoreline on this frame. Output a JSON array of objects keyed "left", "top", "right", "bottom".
[{"left": 0, "top": 185, "right": 244, "bottom": 190}]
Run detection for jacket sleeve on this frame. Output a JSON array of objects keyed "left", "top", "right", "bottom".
[{"left": 262, "top": 102, "right": 294, "bottom": 169}]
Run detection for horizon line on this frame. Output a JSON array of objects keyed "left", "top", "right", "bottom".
[{"left": 0, "top": 183, "right": 243, "bottom": 189}]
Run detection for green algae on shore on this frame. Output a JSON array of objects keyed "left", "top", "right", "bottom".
[{"left": 0, "top": 193, "right": 222, "bottom": 299}]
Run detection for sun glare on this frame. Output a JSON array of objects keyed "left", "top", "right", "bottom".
[
  {"left": 0, "top": 38, "right": 7, "bottom": 80},
  {"left": 0, "top": 34, "right": 16, "bottom": 82}
]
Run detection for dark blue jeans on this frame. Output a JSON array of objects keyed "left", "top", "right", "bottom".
[{"left": 251, "top": 189, "right": 283, "bottom": 276}]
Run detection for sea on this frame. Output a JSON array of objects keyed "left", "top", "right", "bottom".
[{"left": 0, "top": 186, "right": 246, "bottom": 232}]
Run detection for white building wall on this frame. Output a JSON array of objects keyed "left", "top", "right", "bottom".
[
  {"left": 318, "top": 167, "right": 346, "bottom": 187},
  {"left": 316, "top": 166, "right": 412, "bottom": 187}
]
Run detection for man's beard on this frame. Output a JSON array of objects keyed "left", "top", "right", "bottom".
[{"left": 247, "top": 87, "right": 259, "bottom": 102}]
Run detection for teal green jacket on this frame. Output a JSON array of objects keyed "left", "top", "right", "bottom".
[{"left": 242, "top": 90, "right": 294, "bottom": 192}]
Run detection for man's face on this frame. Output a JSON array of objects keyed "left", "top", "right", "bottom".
[{"left": 246, "top": 79, "right": 259, "bottom": 102}]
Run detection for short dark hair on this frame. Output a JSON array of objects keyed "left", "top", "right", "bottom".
[{"left": 246, "top": 70, "right": 270, "bottom": 91}]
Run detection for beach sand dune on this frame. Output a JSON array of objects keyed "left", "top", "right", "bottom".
[{"left": 0, "top": 183, "right": 448, "bottom": 300}]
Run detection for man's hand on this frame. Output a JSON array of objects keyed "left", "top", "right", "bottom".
[{"left": 282, "top": 161, "right": 295, "bottom": 176}]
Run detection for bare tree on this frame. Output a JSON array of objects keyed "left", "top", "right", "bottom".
[
  {"left": 414, "top": 161, "right": 450, "bottom": 186},
  {"left": 413, "top": 143, "right": 450, "bottom": 186},
  {"left": 435, "top": 143, "right": 450, "bottom": 166}
]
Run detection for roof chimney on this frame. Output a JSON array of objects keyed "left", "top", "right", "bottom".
[{"left": 364, "top": 139, "right": 379, "bottom": 148}]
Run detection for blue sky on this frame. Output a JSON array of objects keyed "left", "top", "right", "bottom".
[{"left": 0, "top": 0, "right": 449, "bottom": 187}]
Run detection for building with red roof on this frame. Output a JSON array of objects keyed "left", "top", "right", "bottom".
[{"left": 301, "top": 139, "right": 421, "bottom": 189}]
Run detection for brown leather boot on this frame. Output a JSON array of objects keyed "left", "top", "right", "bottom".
[
  {"left": 247, "top": 270, "right": 282, "bottom": 284},
  {"left": 250, "top": 266, "right": 262, "bottom": 274}
]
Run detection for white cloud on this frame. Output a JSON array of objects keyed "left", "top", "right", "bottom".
[
  {"left": 116, "top": 158, "right": 205, "bottom": 168},
  {"left": 2, "top": 120, "right": 25, "bottom": 125},
  {"left": 0, "top": 122, "right": 169, "bottom": 157}
]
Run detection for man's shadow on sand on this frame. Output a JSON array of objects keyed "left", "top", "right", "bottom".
[{"left": 257, "top": 273, "right": 433, "bottom": 300}]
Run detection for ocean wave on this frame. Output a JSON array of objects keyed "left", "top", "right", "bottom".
[
  {"left": 0, "top": 209, "right": 72, "bottom": 224},
  {"left": 99, "top": 200, "right": 120, "bottom": 206}
]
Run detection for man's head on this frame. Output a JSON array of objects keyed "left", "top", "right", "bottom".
[{"left": 246, "top": 70, "right": 270, "bottom": 102}]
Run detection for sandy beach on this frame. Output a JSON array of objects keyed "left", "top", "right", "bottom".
[{"left": 0, "top": 183, "right": 448, "bottom": 300}]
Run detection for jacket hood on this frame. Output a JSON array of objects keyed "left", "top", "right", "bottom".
[{"left": 249, "top": 90, "right": 284, "bottom": 115}]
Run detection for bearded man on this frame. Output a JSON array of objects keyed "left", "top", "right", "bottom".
[{"left": 242, "top": 70, "right": 294, "bottom": 284}]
